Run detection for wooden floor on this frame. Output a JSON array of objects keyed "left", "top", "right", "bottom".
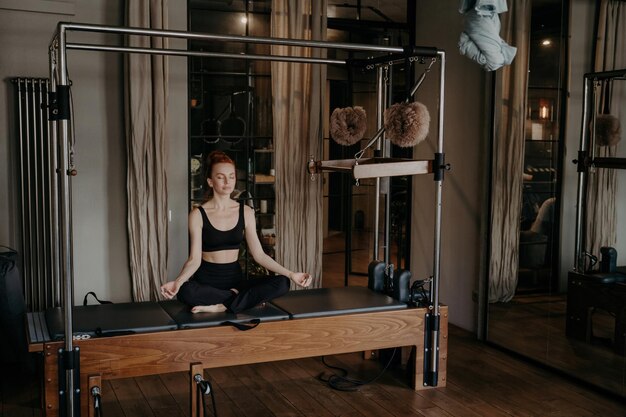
[
  {"left": 3, "top": 234, "right": 623, "bottom": 416},
  {"left": 488, "top": 294, "right": 626, "bottom": 398},
  {"left": 2, "top": 325, "right": 625, "bottom": 417}
]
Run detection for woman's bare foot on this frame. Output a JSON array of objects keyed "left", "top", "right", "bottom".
[{"left": 191, "top": 304, "right": 227, "bottom": 314}]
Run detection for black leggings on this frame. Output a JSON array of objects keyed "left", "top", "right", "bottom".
[{"left": 177, "top": 261, "right": 290, "bottom": 313}]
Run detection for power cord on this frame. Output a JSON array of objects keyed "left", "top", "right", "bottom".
[{"left": 319, "top": 349, "right": 397, "bottom": 391}]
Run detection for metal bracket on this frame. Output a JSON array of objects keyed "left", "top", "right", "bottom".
[
  {"left": 48, "top": 84, "right": 71, "bottom": 120},
  {"left": 57, "top": 346, "right": 81, "bottom": 417},
  {"left": 423, "top": 312, "right": 440, "bottom": 387},
  {"left": 433, "top": 153, "right": 450, "bottom": 181},
  {"left": 574, "top": 150, "right": 590, "bottom": 173}
]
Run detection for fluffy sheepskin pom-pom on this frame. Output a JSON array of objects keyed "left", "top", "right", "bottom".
[
  {"left": 330, "top": 106, "right": 367, "bottom": 146},
  {"left": 595, "top": 114, "right": 621, "bottom": 147},
  {"left": 384, "top": 102, "right": 430, "bottom": 148}
]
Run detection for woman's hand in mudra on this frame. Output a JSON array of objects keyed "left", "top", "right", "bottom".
[
  {"left": 160, "top": 281, "right": 180, "bottom": 299},
  {"left": 291, "top": 272, "right": 312, "bottom": 287}
]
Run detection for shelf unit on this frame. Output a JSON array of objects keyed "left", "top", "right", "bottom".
[
  {"left": 188, "top": 2, "right": 275, "bottom": 276},
  {"left": 518, "top": 73, "right": 566, "bottom": 292}
]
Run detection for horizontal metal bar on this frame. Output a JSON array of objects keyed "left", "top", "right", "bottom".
[
  {"left": 349, "top": 46, "right": 439, "bottom": 67},
  {"left": 60, "top": 22, "right": 404, "bottom": 53},
  {"left": 584, "top": 68, "right": 626, "bottom": 80},
  {"left": 592, "top": 157, "right": 626, "bottom": 170},
  {"left": 66, "top": 43, "right": 347, "bottom": 64}
]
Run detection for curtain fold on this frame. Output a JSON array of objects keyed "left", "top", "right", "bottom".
[
  {"left": 488, "top": 0, "right": 531, "bottom": 303},
  {"left": 125, "top": 0, "right": 169, "bottom": 301},
  {"left": 586, "top": 0, "right": 625, "bottom": 259},
  {"left": 271, "top": 0, "right": 326, "bottom": 289}
]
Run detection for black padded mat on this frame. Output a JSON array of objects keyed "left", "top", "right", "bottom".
[
  {"left": 159, "top": 300, "right": 289, "bottom": 329},
  {"left": 270, "top": 286, "right": 407, "bottom": 319},
  {"left": 45, "top": 302, "right": 178, "bottom": 340}
]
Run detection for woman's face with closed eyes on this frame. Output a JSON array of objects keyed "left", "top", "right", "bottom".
[{"left": 207, "top": 162, "right": 236, "bottom": 195}]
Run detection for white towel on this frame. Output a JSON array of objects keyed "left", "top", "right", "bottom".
[{"left": 458, "top": 4, "right": 516, "bottom": 71}]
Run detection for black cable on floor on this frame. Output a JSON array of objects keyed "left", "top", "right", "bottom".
[{"left": 319, "top": 349, "right": 397, "bottom": 391}]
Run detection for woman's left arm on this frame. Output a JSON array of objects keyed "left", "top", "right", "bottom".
[{"left": 243, "top": 206, "right": 312, "bottom": 287}]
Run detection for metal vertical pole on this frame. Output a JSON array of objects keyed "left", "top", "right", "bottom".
[
  {"left": 432, "top": 52, "right": 445, "bottom": 313},
  {"left": 383, "top": 67, "right": 392, "bottom": 267},
  {"left": 38, "top": 79, "right": 48, "bottom": 307},
  {"left": 46, "top": 71, "right": 61, "bottom": 305},
  {"left": 424, "top": 52, "right": 445, "bottom": 388},
  {"left": 574, "top": 76, "right": 591, "bottom": 272},
  {"left": 53, "top": 23, "right": 76, "bottom": 417},
  {"left": 33, "top": 79, "right": 45, "bottom": 310},
  {"left": 373, "top": 66, "right": 384, "bottom": 261},
  {"left": 15, "top": 79, "right": 30, "bottom": 308},
  {"left": 24, "top": 79, "right": 36, "bottom": 310}
]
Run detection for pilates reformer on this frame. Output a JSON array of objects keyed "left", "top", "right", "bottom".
[
  {"left": 567, "top": 68, "right": 626, "bottom": 355},
  {"left": 28, "top": 287, "right": 448, "bottom": 417},
  {"left": 34, "top": 22, "right": 449, "bottom": 417}
]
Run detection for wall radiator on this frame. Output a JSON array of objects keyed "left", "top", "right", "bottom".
[{"left": 12, "top": 78, "right": 61, "bottom": 311}]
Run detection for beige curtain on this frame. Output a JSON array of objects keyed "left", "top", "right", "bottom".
[
  {"left": 586, "top": 0, "right": 625, "bottom": 259},
  {"left": 125, "top": 0, "right": 169, "bottom": 301},
  {"left": 488, "top": 0, "right": 531, "bottom": 303},
  {"left": 271, "top": 0, "right": 326, "bottom": 288}
]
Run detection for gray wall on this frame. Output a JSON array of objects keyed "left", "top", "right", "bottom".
[
  {"left": 0, "top": 2, "right": 188, "bottom": 304},
  {"left": 412, "top": 0, "right": 489, "bottom": 331}
]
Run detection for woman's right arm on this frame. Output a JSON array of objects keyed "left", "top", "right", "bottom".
[{"left": 161, "top": 209, "right": 203, "bottom": 299}]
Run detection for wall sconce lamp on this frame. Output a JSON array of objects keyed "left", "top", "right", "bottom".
[{"left": 538, "top": 99, "right": 553, "bottom": 121}]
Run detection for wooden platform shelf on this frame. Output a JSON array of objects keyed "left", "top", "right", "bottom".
[{"left": 308, "top": 157, "right": 433, "bottom": 179}]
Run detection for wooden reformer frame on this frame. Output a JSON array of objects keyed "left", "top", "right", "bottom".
[
  {"left": 45, "top": 22, "right": 448, "bottom": 417},
  {"left": 32, "top": 306, "right": 448, "bottom": 417}
]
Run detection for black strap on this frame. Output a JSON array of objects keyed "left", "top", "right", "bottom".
[
  {"left": 83, "top": 292, "right": 113, "bottom": 306},
  {"left": 222, "top": 319, "right": 260, "bottom": 331},
  {"left": 199, "top": 207, "right": 210, "bottom": 225}
]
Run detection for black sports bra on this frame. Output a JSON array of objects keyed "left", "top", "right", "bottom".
[{"left": 200, "top": 203, "right": 245, "bottom": 252}]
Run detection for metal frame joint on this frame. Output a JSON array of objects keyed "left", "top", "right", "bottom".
[{"left": 48, "top": 85, "right": 71, "bottom": 120}]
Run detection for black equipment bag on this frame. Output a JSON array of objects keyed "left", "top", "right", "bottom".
[{"left": 0, "top": 247, "right": 27, "bottom": 364}]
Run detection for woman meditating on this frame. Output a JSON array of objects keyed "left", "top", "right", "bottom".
[{"left": 161, "top": 151, "right": 312, "bottom": 313}]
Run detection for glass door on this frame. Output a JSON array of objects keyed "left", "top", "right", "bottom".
[{"left": 487, "top": 0, "right": 626, "bottom": 398}]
